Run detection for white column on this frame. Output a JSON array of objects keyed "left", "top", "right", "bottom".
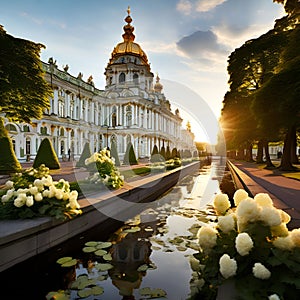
[{"left": 53, "top": 89, "right": 59, "bottom": 115}]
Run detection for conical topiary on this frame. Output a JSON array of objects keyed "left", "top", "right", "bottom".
[
  {"left": 0, "top": 118, "right": 22, "bottom": 175},
  {"left": 123, "top": 142, "right": 138, "bottom": 165},
  {"left": 166, "top": 145, "right": 171, "bottom": 160},
  {"left": 150, "top": 144, "right": 163, "bottom": 163},
  {"left": 110, "top": 140, "right": 120, "bottom": 166},
  {"left": 33, "top": 138, "right": 60, "bottom": 169},
  {"left": 160, "top": 146, "right": 166, "bottom": 160},
  {"left": 76, "top": 142, "right": 91, "bottom": 168},
  {"left": 171, "top": 147, "right": 178, "bottom": 159}
]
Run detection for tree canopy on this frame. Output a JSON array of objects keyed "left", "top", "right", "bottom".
[{"left": 0, "top": 25, "right": 52, "bottom": 123}]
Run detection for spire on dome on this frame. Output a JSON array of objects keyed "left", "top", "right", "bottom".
[
  {"left": 154, "top": 73, "right": 163, "bottom": 93},
  {"left": 122, "top": 6, "right": 135, "bottom": 42}
]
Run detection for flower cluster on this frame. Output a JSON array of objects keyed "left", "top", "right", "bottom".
[
  {"left": 192, "top": 189, "right": 300, "bottom": 300},
  {"left": 85, "top": 148, "right": 124, "bottom": 190},
  {"left": 0, "top": 165, "right": 81, "bottom": 220}
]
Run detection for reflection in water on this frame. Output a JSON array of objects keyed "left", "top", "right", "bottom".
[{"left": 43, "top": 158, "right": 224, "bottom": 299}]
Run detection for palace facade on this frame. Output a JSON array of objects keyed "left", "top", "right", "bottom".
[{"left": 4, "top": 9, "right": 196, "bottom": 162}]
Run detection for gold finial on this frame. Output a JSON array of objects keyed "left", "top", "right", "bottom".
[{"left": 127, "top": 6, "right": 131, "bottom": 15}]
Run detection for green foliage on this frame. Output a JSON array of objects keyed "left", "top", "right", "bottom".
[
  {"left": 165, "top": 158, "right": 182, "bottom": 170},
  {"left": 0, "top": 164, "right": 81, "bottom": 220},
  {"left": 0, "top": 117, "right": 21, "bottom": 174},
  {"left": 76, "top": 142, "right": 91, "bottom": 168},
  {"left": 33, "top": 138, "right": 60, "bottom": 169},
  {"left": 85, "top": 148, "right": 124, "bottom": 189},
  {"left": 150, "top": 144, "right": 164, "bottom": 163},
  {"left": 166, "top": 146, "right": 171, "bottom": 160},
  {"left": 159, "top": 146, "right": 166, "bottom": 160},
  {"left": 171, "top": 147, "right": 178, "bottom": 159},
  {"left": 110, "top": 139, "right": 120, "bottom": 166},
  {"left": 0, "top": 26, "right": 53, "bottom": 123},
  {"left": 123, "top": 142, "right": 138, "bottom": 165}
]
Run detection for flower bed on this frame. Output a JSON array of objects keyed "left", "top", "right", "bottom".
[
  {"left": 84, "top": 148, "right": 124, "bottom": 190},
  {"left": 191, "top": 189, "right": 300, "bottom": 300},
  {"left": 0, "top": 164, "right": 81, "bottom": 220}
]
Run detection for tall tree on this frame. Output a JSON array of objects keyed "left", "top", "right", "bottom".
[
  {"left": 253, "top": 1, "right": 300, "bottom": 170},
  {"left": 0, "top": 26, "right": 53, "bottom": 123}
]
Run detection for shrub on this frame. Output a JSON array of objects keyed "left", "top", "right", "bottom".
[
  {"left": 166, "top": 146, "right": 171, "bottom": 160},
  {"left": 123, "top": 142, "right": 138, "bottom": 165},
  {"left": 171, "top": 147, "right": 178, "bottom": 159},
  {"left": 160, "top": 146, "right": 166, "bottom": 160},
  {"left": 150, "top": 145, "right": 163, "bottom": 163},
  {"left": 33, "top": 138, "right": 60, "bottom": 170},
  {"left": 110, "top": 140, "right": 120, "bottom": 167},
  {"left": 76, "top": 142, "right": 91, "bottom": 168},
  {"left": 0, "top": 119, "right": 21, "bottom": 175}
]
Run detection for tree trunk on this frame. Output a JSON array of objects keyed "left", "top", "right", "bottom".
[
  {"left": 291, "top": 129, "right": 299, "bottom": 164},
  {"left": 280, "top": 126, "right": 296, "bottom": 171},
  {"left": 256, "top": 140, "right": 264, "bottom": 163},
  {"left": 246, "top": 143, "right": 254, "bottom": 162},
  {"left": 263, "top": 140, "right": 275, "bottom": 168}
]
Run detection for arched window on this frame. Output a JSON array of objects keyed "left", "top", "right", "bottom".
[
  {"left": 126, "top": 105, "right": 132, "bottom": 127},
  {"left": 60, "top": 128, "right": 65, "bottom": 136},
  {"left": 111, "top": 106, "right": 117, "bottom": 127},
  {"left": 133, "top": 73, "right": 139, "bottom": 84},
  {"left": 26, "top": 138, "right": 31, "bottom": 154},
  {"left": 5, "top": 124, "right": 17, "bottom": 132},
  {"left": 119, "top": 72, "right": 125, "bottom": 83}
]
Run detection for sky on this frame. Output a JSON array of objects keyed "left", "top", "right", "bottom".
[{"left": 1, "top": 0, "right": 285, "bottom": 143}]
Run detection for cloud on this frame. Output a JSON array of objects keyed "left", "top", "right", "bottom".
[
  {"left": 177, "top": 30, "right": 228, "bottom": 58},
  {"left": 176, "top": 0, "right": 192, "bottom": 15},
  {"left": 196, "top": 0, "right": 227, "bottom": 12},
  {"left": 176, "top": 0, "right": 227, "bottom": 15}
]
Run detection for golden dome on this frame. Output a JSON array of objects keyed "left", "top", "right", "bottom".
[{"left": 109, "top": 7, "right": 149, "bottom": 66}]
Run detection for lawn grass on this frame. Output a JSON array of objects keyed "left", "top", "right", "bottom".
[{"left": 120, "top": 166, "right": 152, "bottom": 179}]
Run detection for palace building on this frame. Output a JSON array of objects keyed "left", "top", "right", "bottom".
[{"left": 4, "top": 8, "right": 196, "bottom": 162}]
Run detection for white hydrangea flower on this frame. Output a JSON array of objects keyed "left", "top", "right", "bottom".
[
  {"left": 48, "top": 186, "right": 57, "bottom": 198},
  {"left": 233, "top": 189, "right": 248, "bottom": 206},
  {"left": 34, "top": 192, "right": 43, "bottom": 202},
  {"left": 273, "top": 234, "right": 294, "bottom": 250},
  {"left": 218, "top": 214, "right": 236, "bottom": 233},
  {"left": 29, "top": 186, "right": 39, "bottom": 195},
  {"left": 14, "top": 193, "right": 27, "bottom": 207},
  {"left": 63, "top": 192, "right": 69, "bottom": 201},
  {"left": 254, "top": 193, "right": 273, "bottom": 207},
  {"left": 41, "top": 175, "right": 53, "bottom": 187},
  {"left": 278, "top": 209, "right": 291, "bottom": 224},
  {"left": 252, "top": 262, "right": 271, "bottom": 279},
  {"left": 55, "top": 189, "right": 64, "bottom": 200},
  {"left": 42, "top": 190, "right": 50, "bottom": 198},
  {"left": 271, "top": 223, "right": 289, "bottom": 237},
  {"left": 213, "top": 193, "right": 231, "bottom": 215},
  {"left": 260, "top": 206, "right": 282, "bottom": 227},
  {"left": 69, "top": 198, "right": 80, "bottom": 209},
  {"left": 235, "top": 232, "right": 254, "bottom": 256},
  {"left": 291, "top": 228, "right": 300, "bottom": 248},
  {"left": 26, "top": 195, "right": 34, "bottom": 207},
  {"left": 219, "top": 254, "right": 237, "bottom": 279},
  {"left": 269, "top": 294, "right": 280, "bottom": 300},
  {"left": 236, "top": 197, "right": 261, "bottom": 224},
  {"left": 197, "top": 226, "right": 218, "bottom": 250},
  {"left": 33, "top": 179, "right": 44, "bottom": 191},
  {"left": 5, "top": 180, "right": 14, "bottom": 189}
]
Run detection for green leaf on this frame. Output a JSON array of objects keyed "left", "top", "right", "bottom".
[
  {"left": 56, "top": 257, "right": 73, "bottom": 265},
  {"left": 94, "top": 263, "right": 114, "bottom": 271},
  {"left": 61, "top": 258, "right": 77, "bottom": 267}
]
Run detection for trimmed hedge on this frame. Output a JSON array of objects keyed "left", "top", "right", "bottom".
[
  {"left": 123, "top": 142, "right": 138, "bottom": 165},
  {"left": 110, "top": 140, "right": 120, "bottom": 166},
  {"left": 76, "top": 142, "right": 91, "bottom": 168},
  {"left": 33, "top": 138, "right": 60, "bottom": 169}
]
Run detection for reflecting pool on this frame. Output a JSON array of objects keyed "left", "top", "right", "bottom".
[{"left": 1, "top": 158, "right": 226, "bottom": 300}]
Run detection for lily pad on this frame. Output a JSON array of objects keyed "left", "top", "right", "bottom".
[
  {"left": 139, "top": 287, "right": 152, "bottom": 295},
  {"left": 46, "top": 290, "right": 69, "bottom": 300},
  {"left": 95, "top": 263, "right": 114, "bottom": 271},
  {"left": 103, "top": 253, "right": 112, "bottom": 261},
  {"left": 97, "top": 275, "right": 107, "bottom": 281},
  {"left": 91, "top": 286, "right": 104, "bottom": 295},
  {"left": 78, "top": 278, "right": 96, "bottom": 290},
  {"left": 61, "top": 258, "right": 77, "bottom": 267},
  {"left": 123, "top": 226, "right": 141, "bottom": 233},
  {"left": 151, "top": 288, "right": 167, "bottom": 298},
  {"left": 82, "top": 246, "right": 97, "bottom": 253},
  {"left": 78, "top": 289, "right": 91, "bottom": 298},
  {"left": 176, "top": 246, "right": 187, "bottom": 251},
  {"left": 137, "top": 264, "right": 149, "bottom": 272},
  {"left": 56, "top": 257, "right": 73, "bottom": 265},
  {"left": 85, "top": 241, "right": 98, "bottom": 247},
  {"left": 96, "top": 242, "right": 112, "bottom": 249},
  {"left": 94, "top": 249, "right": 107, "bottom": 256}
]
